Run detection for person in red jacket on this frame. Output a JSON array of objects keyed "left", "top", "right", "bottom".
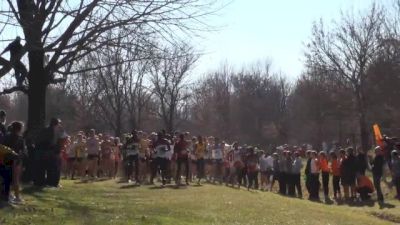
[
  {"left": 355, "top": 174, "right": 375, "bottom": 201},
  {"left": 174, "top": 134, "right": 189, "bottom": 185},
  {"left": 319, "top": 151, "right": 330, "bottom": 201},
  {"left": 246, "top": 147, "right": 259, "bottom": 190}
]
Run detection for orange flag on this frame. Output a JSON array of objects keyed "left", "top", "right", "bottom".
[{"left": 373, "top": 124, "right": 384, "bottom": 148}]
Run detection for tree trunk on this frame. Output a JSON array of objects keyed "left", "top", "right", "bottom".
[
  {"left": 355, "top": 86, "right": 370, "bottom": 151},
  {"left": 359, "top": 111, "right": 369, "bottom": 151},
  {"left": 115, "top": 111, "right": 122, "bottom": 137},
  {"left": 27, "top": 50, "right": 47, "bottom": 139}
]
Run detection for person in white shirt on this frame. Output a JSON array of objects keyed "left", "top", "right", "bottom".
[
  {"left": 309, "top": 151, "right": 320, "bottom": 200},
  {"left": 212, "top": 138, "right": 224, "bottom": 184},
  {"left": 259, "top": 151, "right": 273, "bottom": 191}
]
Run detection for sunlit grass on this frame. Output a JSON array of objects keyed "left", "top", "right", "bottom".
[{"left": 0, "top": 179, "right": 399, "bottom": 225}]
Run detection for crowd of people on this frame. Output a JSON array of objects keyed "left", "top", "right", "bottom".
[{"left": 1, "top": 111, "right": 400, "bottom": 207}]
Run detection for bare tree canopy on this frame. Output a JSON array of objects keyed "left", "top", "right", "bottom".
[
  {"left": 151, "top": 44, "right": 199, "bottom": 133},
  {"left": 0, "top": 0, "right": 222, "bottom": 136},
  {"left": 305, "top": 3, "right": 385, "bottom": 151}
]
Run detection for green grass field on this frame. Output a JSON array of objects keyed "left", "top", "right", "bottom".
[{"left": 1, "top": 179, "right": 400, "bottom": 225}]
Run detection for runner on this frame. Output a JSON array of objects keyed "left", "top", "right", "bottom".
[
  {"left": 151, "top": 132, "right": 171, "bottom": 187},
  {"left": 100, "top": 135, "right": 114, "bottom": 178},
  {"left": 138, "top": 132, "right": 149, "bottom": 183},
  {"left": 174, "top": 133, "right": 189, "bottom": 185},
  {"left": 69, "top": 134, "right": 86, "bottom": 179},
  {"left": 212, "top": 137, "right": 224, "bottom": 184},
  {"left": 194, "top": 136, "right": 206, "bottom": 185},
  {"left": 123, "top": 131, "right": 140, "bottom": 184},
  {"left": 86, "top": 129, "right": 100, "bottom": 179},
  {"left": 245, "top": 147, "right": 259, "bottom": 190}
]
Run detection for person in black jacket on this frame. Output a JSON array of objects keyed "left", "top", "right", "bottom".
[
  {"left": 34, "top": 118, "right": 64, "bottom": 187},
  {"left": 341, "top": 147, "right": 357, "bottom": 200},
  {"left": 0, "top": 37, "right": 27, "bottom": 86},
  {"left": 3, "top": 121, "right": 25, "bottom": 203},
  {"left": 356, "top": 148, "right": 368, "bottom": 175},
  {"left": 371, "top": 146, "right": 385, "bottom": 203},
  {"left": 304, "top": 150, "right": 312, "bottom": 198}
]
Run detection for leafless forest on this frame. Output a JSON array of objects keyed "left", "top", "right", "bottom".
[{"left": 1, "top": 1, "right": 400, "bottom": 150}]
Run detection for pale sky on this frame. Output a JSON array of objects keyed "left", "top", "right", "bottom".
[{"left": 192, "top": 0, "right": 387, "bottom": 79}]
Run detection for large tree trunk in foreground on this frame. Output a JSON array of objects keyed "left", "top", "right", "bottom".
[{"left": 27, "top": 50, "right": 47, "bottom": 138}]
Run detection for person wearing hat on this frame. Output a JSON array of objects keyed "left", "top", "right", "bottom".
[
  {"left": 371, "top": 146, "right": 385, "bottom": 203},
  {"left": 390, "top": 150, "right": 400, "bottom": 200}
]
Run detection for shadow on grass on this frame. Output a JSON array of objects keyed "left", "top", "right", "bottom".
[
  {"left": 345, "top": 200, "right": 376, "bottom": 207},
  {"left": 73, "top": 177, "right": 112, "bottom": 184},
  {"left": 22, "top": 185, "right": 45, "bottom": 195},
  {"left": 148, "top": 185, "right": 184, "bottom": 190},
  {"left": 26, "top": 188, "right": 97, "bottom": 220},
  {"left": 0, "top": 201, "right": 12, "bottom": 209},
  {"left": 120, "top": 184, "right": 141, "bottom": 189},
  {"left": 378, "top": 202, "right": 396, "bottom": 209}
]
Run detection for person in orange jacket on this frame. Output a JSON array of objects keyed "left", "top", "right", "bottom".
[
  {"left": 319, "top": 151, "right": 330, "bottom": 201},
  {"left": 355, "top": 174, "right": 374, "bottom": 201},
  {"left": 330, "top": 151, "right": 341, "bottom": 200}
]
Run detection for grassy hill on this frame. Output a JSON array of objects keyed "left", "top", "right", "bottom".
[{"left": 1, "top": 180, "right": 400, "bottom": 225}]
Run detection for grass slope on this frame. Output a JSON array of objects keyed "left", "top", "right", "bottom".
[{"left": 1, "top": 180, "right": 400, "bottom": 225}]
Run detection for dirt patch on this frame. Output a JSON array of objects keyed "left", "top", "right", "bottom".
[{"left": 370, "top": 211, "right": 400, "bottom": 224}]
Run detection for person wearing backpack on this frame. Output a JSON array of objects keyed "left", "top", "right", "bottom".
[
  {"left": 3, "top": 121, "right": 26, "bottom": 204},
  {"left": 0, "top": 145, "right": 18, "bottom": 203}
]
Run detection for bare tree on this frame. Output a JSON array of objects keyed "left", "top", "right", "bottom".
[
  {"left": 150, "top": 44, "right": 198, "bottom": 133},
  {"left": 192, "top": 66, "right": 232, "bottom": 139},
  {"left": 305, "top": 4, "right": 384, "bottom": 151},
  {"left": 122, "top": 51, "right": 154, "bottom": 131},
  {"left": 0, "top": 0, "right": 220, "bottom": 136}
]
